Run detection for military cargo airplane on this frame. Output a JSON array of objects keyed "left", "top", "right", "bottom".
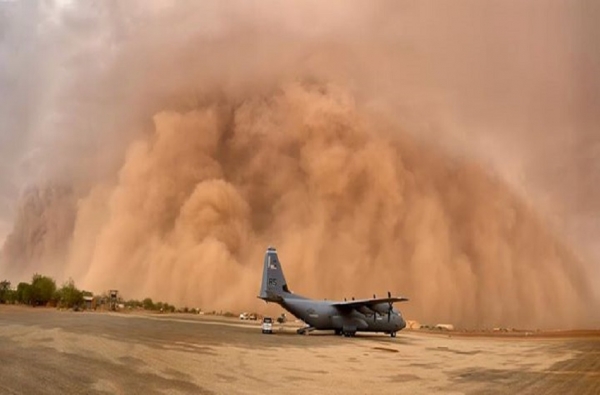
[{"left": 258, "top": 246, "right": 409, "bottom": 337}]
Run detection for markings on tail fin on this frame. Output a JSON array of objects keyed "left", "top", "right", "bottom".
[{"left": 268, "top": 255, "right": 278, "bottom": 270}]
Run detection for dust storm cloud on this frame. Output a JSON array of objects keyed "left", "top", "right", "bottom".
[{"left": 0, "top": 1, "right": 598, "bottom": 328}]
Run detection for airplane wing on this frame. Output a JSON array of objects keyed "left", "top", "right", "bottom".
[{"left": 331, "top": 296, "right": 409, "bottom": 310}]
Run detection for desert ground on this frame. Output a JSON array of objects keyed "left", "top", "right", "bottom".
[{"left": 0, "top": 305, "right": 598, "bottom": 395}]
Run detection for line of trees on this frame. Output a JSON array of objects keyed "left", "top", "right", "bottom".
[
  {"left": 123, "top": 298, "right": 177, "bottom": 313},
  {"left": 0, "top": 274, "right": 87, "bottom": 309},
  {"left": 1, "top": 274, "right": 202, "bottom": 314}
]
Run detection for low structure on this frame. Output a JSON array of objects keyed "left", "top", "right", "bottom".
[
  {"left": 435, "top": 324, "right": 454, "bottom": 331},
  {"left": 83, "top": 295, "right": 95, "bottom": 310}
]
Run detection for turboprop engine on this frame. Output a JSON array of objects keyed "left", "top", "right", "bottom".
[{"left": 371, "top": 303, "right": 391, "bottom": 315}]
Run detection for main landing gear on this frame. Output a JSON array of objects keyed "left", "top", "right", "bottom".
[
  {"left": 335, "top": 329, "right": 356, "bottom": 337},
  {"left": 390, "top": 331, "right": 397, "bottom": 338},
  {"left": 297, "top": 326, "right": 315, "bottom": 335}
]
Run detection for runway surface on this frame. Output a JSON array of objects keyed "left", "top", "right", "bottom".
[{"left": 0, "top": 305, "right": 598, "bottom": 394}]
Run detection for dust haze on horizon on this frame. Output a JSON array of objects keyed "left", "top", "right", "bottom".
[{"left": 0, "top": 1, "right": 598, "bottom": 329}]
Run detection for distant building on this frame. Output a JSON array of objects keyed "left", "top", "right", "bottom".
[
  {"left": 83, "top": 295, "right": 95, "bottom": 310},
  {"left": 435, "top": 324, "right": 454, "bottom": 331},
  {"left": 109, "top": 290, "right": 118, "bottom": 311}
]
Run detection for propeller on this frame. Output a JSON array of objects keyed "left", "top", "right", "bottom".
[
  {"left": 371, "top": 294, "right": 378, "bottom": 321},
  {"left": 372, "top": 296, "right": 377, "bottom": 322},
  {"left": 387, "top": 291, "right": 393, "bottom": 322}
]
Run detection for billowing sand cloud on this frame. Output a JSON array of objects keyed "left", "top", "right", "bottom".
[{"left": 55, "top": 84, "right": 590, "bottom": 329}]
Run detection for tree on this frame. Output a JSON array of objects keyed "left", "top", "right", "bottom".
[
  {"left": 16, "top": 282, "right": 32, "bottom": 304},
  {"left": 5, "top": 289, "right": 16, "bottom": 303},
  {"left": 30, "top": 274, "right": 56, "bottom": 306},
  {"left": 162, "top": 303, "right": 175, "bottom": 313},
  {"left": 0, "top": 280, "right": 10, "bottom": 303},
  {"left": 56, "top": 278, "right": 84, "bottom": 308},
  {"left": 124, "top": 299, "right": 142, "bottom": 309},
  {"left": 142, "top": 297, "right": 154, "bottom": 310}
]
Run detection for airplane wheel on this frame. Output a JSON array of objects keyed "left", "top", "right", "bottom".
[
  {"left": 335, "top": 329, "right": 343, "bottom": 336},
  {"left": 390, "top": 332, "right": 397, "bottom": 338}
]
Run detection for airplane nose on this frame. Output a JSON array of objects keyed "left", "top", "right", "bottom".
[{"left": 399, "top": 318, "right": 406, "bottom": 330}]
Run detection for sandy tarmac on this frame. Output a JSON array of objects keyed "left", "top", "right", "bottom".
[{"left": 0, "top": 305, "right": 598, "bottom": 395}]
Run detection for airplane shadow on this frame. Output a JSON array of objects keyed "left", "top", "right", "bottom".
[{"left": 272, "top": 329, "right": 416, "bottom": 344}]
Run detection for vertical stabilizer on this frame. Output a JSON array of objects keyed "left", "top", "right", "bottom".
[{"left": 259, "top": 246, "right": 292, "bottom": 301}]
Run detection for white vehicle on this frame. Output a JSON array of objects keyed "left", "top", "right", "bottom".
[
  {"left": 239, "top": 312, "right": 249, "bottom": 320},
  {"left": 261, "top": 317, "right": 273, "bottom": 334}
]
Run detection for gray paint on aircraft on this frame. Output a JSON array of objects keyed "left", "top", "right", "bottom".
[{"left": 258, "top": 246, "right": 408, "bottom": 337}]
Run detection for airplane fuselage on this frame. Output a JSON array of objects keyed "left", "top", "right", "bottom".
[
  {"left": 279, "top": 296, "right": 406, "bottom": 335},
  {"left": 258, "top": 246, "right": 409, "bottom": 337}
]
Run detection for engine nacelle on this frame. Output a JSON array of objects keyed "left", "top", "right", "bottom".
[
  {"left": 371, "top": 303, "right": 391, "bottom": 315},
  {"left": 356, "top": 306, "right": 374, "bottom": 315}
]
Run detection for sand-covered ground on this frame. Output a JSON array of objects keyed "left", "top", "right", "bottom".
[{"left": 0, "top": 305, "right": 598, "bottom": 394}]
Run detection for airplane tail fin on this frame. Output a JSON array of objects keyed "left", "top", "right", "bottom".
[{"left": 259, "top": 246, "right": 293, "bottom": 302}]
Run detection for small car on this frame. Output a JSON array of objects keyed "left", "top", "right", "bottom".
[{"left": 261, "top": 317, "right": 273, "bottom": 334}]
